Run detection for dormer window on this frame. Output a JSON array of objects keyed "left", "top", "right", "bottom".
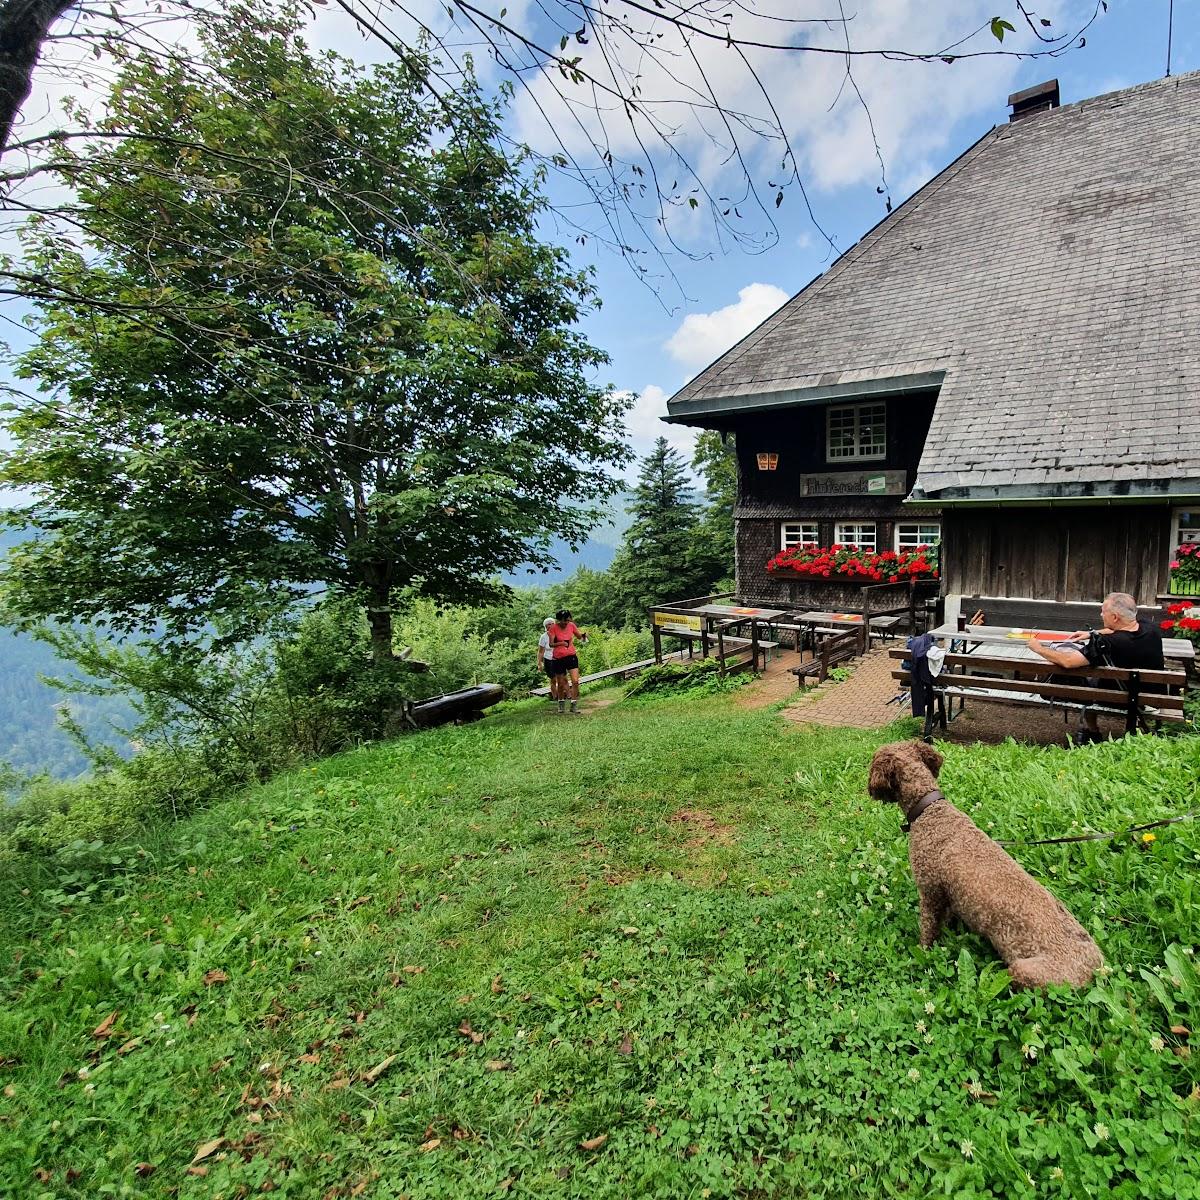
[{"left": 827, "top": 402, "right": 886, "bottom": 462}]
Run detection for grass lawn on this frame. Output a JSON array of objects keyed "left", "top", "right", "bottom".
[{"left": 2, "top": 689, "right": 1199, "bottom": 1198}]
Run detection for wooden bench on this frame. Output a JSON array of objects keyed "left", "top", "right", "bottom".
[
  {"left": 888, "top": 647, "right": 1189, "bottom": 739},
  {"left": 790, "top": 628, "right": 860, "bottom": 688}
]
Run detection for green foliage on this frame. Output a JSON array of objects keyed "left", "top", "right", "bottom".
[
  {"left": 689, "top": 429, "right": 736, "bottom": 583},
  {"left": 623, "top": 656, "right": 745, "bottom": 698},
  {"left": 0, "top": 1, "right": 630, "bottom": 659},
  {"left": 1, "top": 706, "right": 1199, "bottom": 1196},
  {"left": 610, "top": 437, "right": 722, "bottom": 623}
]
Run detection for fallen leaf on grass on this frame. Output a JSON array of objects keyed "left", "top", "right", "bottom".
[
  {"left": 324, "top": 1075, "right": 350, "bottom": 1091},
  {"left": 186, "top": 1165, "right": 208, "bottom": 1177},
  {"left": 360, "top": 1055, "right": 396, "bottom": 1084},
  {"left": 491, "top": 975, "right": 504, "bottom": 995},
  {"left": 458, "top": 1020, "right": 485, "bottom": 1045},
  {"left": 1171, "top": 1024, "right": 1191, "bottom": 1037},
  {"left": 418, "top": 1137, "right": 442, "bottom": 1153},
  {"left": 498, "top": 1178, "right": 515, "bottom": 1193},
  {"left": 401, "top": 965, "right": 425, "bottom": 975},
  {"left": 579, "top": 1134, "right": 608, "bottom": 1152},
  {"left": 346, "top": 895, "right": 373, "bottom": 912},
  {"left": 134, "top": 1162, "right": 156, "bottom": 1177},
  {"left": 92, "top": 1011, "right": 119, "bottom": 1039},
  {"left": 191, "top": 1137, "right": 226, "bottom": 1165},
  {"left": 618, "top": 1034, "right": 633, "bottom": 1056},
  {"left": 297, "top": 1052, "right": 321, "bottom": 1065},
  {"left": 485, "top": 1059, "right": 511, "bottom": 1072},
  {"left": 116, "top": 1038, "right": 141, "bottom": 1056},
  {"left": 620, "top": 927, "right": 639, "bottom": 936},
  {"left": 203, "top": 969, "right": 229, "bottom": 987},
  {"left": 456, "top": 994, "right": 475, "bottom": 1005},
  {"left": 3, "top": 1085, "right": 14, "bottom": 1098}
]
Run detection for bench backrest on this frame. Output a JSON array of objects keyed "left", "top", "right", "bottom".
[{"left": 946, "top": 594, "right": 1164, "bottom": 629}]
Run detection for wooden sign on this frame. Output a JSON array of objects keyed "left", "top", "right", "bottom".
[
  {"left": 798, "top": 469, "right": 907, "bottom": 497},
  {"left": 654, "top": 612, "right": 702, "bottom": 632}
]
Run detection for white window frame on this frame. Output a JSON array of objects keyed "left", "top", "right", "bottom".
[
  {"left": 826, "top": 401, "right": 886, "bottom": 463},
  {"left": 895, "top": 522, "right": 941, "bottom": 552},
  {"left": 781, "top": 522, "right": 820, "bottom": 550},
  {"left": 1172, "top": 508, "right": 1200, "bottom": 548},
  {"left": 835, "top": 522, "right": 877, "bottom": 552}
]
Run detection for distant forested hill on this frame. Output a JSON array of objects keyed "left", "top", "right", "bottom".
[{"left": 0, "top": 526, "right": 132, "bottom": 781}]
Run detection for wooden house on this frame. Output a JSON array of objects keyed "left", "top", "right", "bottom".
[{"left": 666, "top": 73, "right": 1200, "bottom": 611}]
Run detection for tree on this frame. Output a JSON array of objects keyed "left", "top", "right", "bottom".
[
  {"left": 690, "top": 429, "right": 737, "bottom": 585},
  {"left": 0, "top": 3, "right": 631, "bottom": 661},
  {"left": 0, "top": 2, "right": 1106, "bottom": 301},
  {"left": 611, "top": 436, "right": 710, "bottom": 622}
]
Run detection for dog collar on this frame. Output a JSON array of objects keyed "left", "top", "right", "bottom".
[{"left": 902, "top": 789, "right": 944, "bottom": 833}]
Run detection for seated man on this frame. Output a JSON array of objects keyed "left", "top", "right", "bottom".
[{"left": 1025, "top": 591, "right": 1164, "bottom": 739}]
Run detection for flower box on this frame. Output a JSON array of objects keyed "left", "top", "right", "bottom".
[
  {"left": 1168, "top": 544, "right": 1200, "bottom": 596},
  {"left": 766, "top": 543, "right": 939, "bottom": 584}
]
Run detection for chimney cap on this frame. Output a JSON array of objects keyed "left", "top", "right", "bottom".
[{"left": 1008, "top": 78, "right": 1061, "bottom": 121}]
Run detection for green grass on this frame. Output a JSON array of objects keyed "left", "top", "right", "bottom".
[{"left": 2, "top": 693, "right": 1200, "bottom": 1198}]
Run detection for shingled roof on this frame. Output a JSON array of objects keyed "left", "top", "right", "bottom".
[{"left": 666, "top": 70, "right": 1200, "bottom": 503}]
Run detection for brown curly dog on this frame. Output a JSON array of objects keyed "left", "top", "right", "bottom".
[{"left": 868, "top": 741, "right": 1103, "bottom": 989}]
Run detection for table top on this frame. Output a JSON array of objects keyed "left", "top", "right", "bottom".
[
  {"left": 795, "top": 610, "right": 898, "bottom": 626},
  {"left": 693, "top": 604, "right": 789, "bottom": 620},
  {"left": 927, "top": 623, "right": 1195, "bottom": 663}
]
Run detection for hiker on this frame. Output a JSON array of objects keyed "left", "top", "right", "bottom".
[
  {"left": 549, "top": 609, "right": 587, "bottom": 715},
  {"left": 537, "top": 617, "right": 565, "bottom": 711}
]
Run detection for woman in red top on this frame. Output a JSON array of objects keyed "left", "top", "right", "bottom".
[{"left": 549, "top": 609, "right": 587, "bottom": 715}]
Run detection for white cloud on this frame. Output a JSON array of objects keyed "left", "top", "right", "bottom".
[
  {"left": 621, "top": 384, "right": 697, "bottom": 465},
  {"left": 664, "top": 283, "right": 789, "bottom": 370}
]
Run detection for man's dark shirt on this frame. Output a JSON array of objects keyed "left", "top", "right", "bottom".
[{"left": 1080, "top": 619, "right": 1165, "bottom": 670}]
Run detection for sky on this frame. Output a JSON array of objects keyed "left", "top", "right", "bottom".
[{"left": 1, "top": 0, "right": 1198, "bottom": 485}]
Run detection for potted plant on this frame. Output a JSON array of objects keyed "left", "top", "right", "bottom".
[
  {"left": 1160, "top": 602, "right": 1200, "bottom": 649},
  {"left": 1168, "top": 544, "right": 1200, "bottom": 596}
]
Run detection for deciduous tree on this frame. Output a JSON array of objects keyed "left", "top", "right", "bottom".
[{"left": 0, "top": 4, "right": 630, "bottom": 661}]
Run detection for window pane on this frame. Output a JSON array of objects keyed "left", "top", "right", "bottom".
[
  {"left": 836, "top": 522, "right": 876, "bottom": 552},
  {"left": 827, "top": 402, "right": 886, "bottom": 461},
  {"left": 1176, "top": 510, "right": 1200, "bottom": 544},
  {"left": 896, "top": 522, "right": 941, "bottom": 550},
  {"left": 781, "top": 522, "right": 820, "bottom": 549}
]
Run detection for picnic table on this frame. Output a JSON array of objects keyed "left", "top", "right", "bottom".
[
  {"left": 691, "top": 604, "right": 790, "bottom": 621},
  {"left": 790, "top": 609, "right": 903, "bottom": 653},
  {"left": 927, "top": 624, "right": 1195, "bottom": 665}
]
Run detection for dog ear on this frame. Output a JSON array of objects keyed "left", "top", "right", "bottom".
[
  {"left": 912, "top": 741, "right": 944, "bottom": 778},
  {"left": 868, "top": 746, "right": 901, "bottom": 801}
]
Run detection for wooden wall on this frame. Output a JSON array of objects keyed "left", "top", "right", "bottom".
[{"left": 941, "top": 507, "right": 1173, "bottom": 604}]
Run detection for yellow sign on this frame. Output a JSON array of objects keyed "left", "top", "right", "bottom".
[{"left": 654, "top": 612, "right": 702, "bottom": 632}]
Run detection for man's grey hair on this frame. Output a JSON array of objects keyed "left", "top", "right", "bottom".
[
  {"left": 1104, "top": 592, "right": 1138, "bottom": 622},
  {"left": 544, "top": 617, "right": 556, "bottom": 628}
]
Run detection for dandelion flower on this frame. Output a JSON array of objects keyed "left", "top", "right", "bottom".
[
  {"left": 1093, "top": 1122, "right": 1109, "bottom": 1141},
  {"left": 1142, "top": 832, "right": 1156, "bottom": 844},
  {"left": 959, "top": 1139, "right": 974, "bottom": 1159}
]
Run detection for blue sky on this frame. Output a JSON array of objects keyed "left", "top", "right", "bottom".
[{"left": 2, "top": 0, "right": 1197, "bottom": 485}]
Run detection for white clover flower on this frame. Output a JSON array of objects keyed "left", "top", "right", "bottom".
[
  {"left": 885, "top": 902, "right": 893, "bottom": 912},
  {"left": 1150, "top": 1035, "right": 1165, "bottom": 1053},
  {"left": 83, "top": 1083, "right": 95, "bottom": 1094},
  {"left": 915, "top": 1020, "right": 927, "bottom": 1034},
  {"left": 959, "top": 1139, "right": 974, "bottom": 1160},
  {"left": 1050, "top": 1166, "right": 1063, "bottom": 1180},
  {"left": 1021, "top": 1044, "right": 1038, "bottom": 1061},
  {"left": 966, "top": 1079, "right": 984, "bottom": 1098},
  {"left": 815, "top": 890, "right": 825, "bottom": 899},
  {"left": 923, "top": 1033, "right": 933, "bottom": 1044},
  {"left": 924, "top": 1002, "right": 936, "bottom": 1015},
  {"left": 1093, "top": 1122, "right": 1109, "bottom": 1141},
  {"left": 907, "top": 1068, "right": 920, "bottom": 1081}
]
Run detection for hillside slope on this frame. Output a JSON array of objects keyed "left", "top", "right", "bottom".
[{"left": 1, "top": 696, "right": 1198, "bottom": 1197}]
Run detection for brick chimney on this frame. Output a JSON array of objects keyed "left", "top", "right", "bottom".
[{"left": 1008, "top": 79, "right": 1060, "bottom": 122}]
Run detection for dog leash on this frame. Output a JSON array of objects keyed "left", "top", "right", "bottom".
[{"left": 996, "top": 807, "right": 1200, "bottom": 848}]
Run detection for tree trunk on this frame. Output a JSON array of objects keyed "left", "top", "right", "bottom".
[
  {"left": 0, "top": 0, "right": 75, "bottom": 155},
  {"left": 367, "top": 603, "right": 394, "bottom": 664}
]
